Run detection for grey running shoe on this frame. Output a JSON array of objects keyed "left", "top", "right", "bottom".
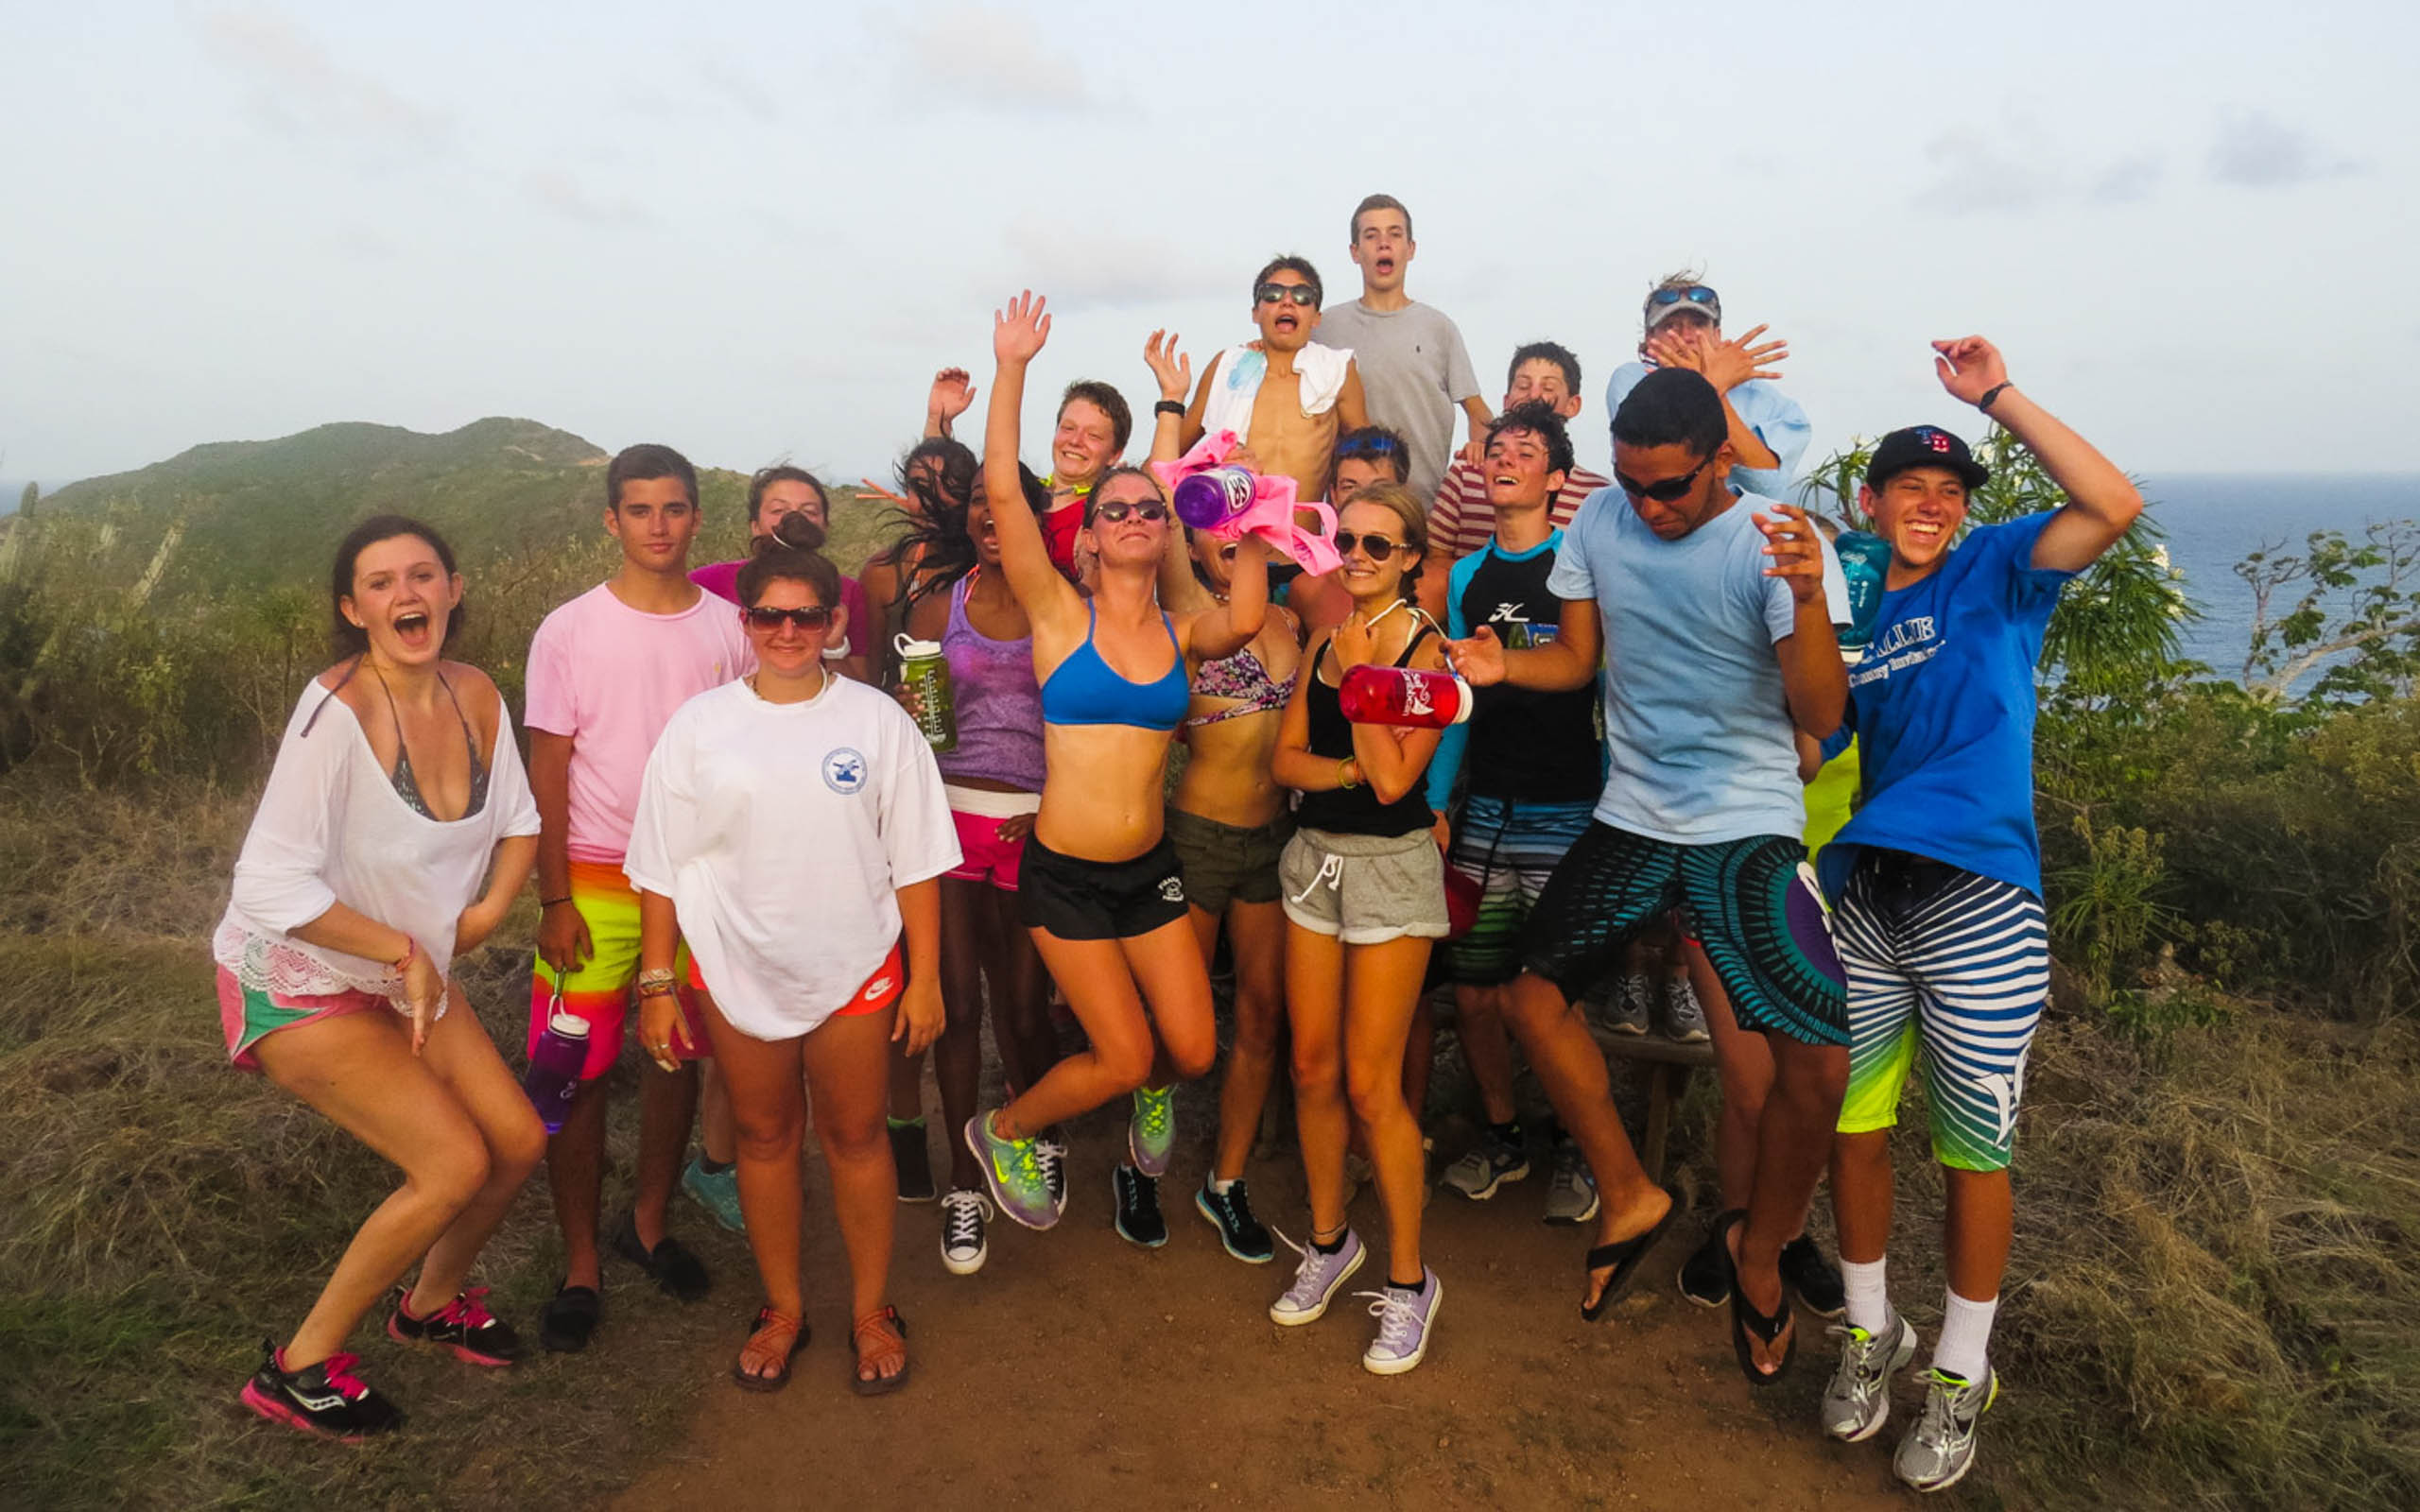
[
  {"left": 1441, "top": 1125, "right": 1530, "bottom": 1200},
  {"left": 1270, "top": 1228, "right": 1366, "bottom": 1326},
  {"left": 964, "top": 1112, "right": 1059, "bottom": 1231},
  {"left": 1129, "top": 1086, "right": 1175, "bottom": 1177},
  {"left": 939, "top": 1188, "right": 993, "bottom": 1276},
  {"left": 1609, "top": 975, "right": 1652, "bottom": 1036},
  {"left": 1663, "top": 976, "right": 1711, "bottom": 1043},
  {"left": 1541, "top": 1138, "right": 1599, "bottom": 1225},
  {"left": 1036, "top": 1129, "right": 1069, "bottom": 1217},
  {"left": 1357, "top": 1269, "right": 1443, "bottom": 1375},
  {"left": 1822, "top": 1314, "right": 1917, "bottom": 1443},
  {"left": 1896, "top": 1366, "right": 1999, "bottom": 1494}
]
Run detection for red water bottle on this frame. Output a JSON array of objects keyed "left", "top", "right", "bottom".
[{"left": 1338, "top": 664, "right": 1473, "bottom": 728}]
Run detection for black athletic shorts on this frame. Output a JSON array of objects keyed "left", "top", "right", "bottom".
[
  {"left": 1018, "top": 833, "right": 1190, "bottom": 942},
  {"left": 1519, "top": 821, "right": 1849, "bottom": 1047}
]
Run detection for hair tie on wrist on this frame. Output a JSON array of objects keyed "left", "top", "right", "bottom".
[
  {"left": 1978, "top": 382, "right": 2014, "bottom": 412},
  {"left": 541, "top": 895, "right": 573, "bottom": 909},
  {"left": 1153, "top": 399, "right": 1185, "bottom": 418}
]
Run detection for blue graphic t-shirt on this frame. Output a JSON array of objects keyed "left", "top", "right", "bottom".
[{"left": 1820, "top": 513, "right": 2073, "bottom": 900}]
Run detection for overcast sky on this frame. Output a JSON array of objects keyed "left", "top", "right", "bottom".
[{"left": 6, "top": 1, "right": 2415, "bottom": 490}]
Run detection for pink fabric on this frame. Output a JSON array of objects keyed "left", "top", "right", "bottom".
[
  {"left": 216, "top": 965, "right": 384, "bottom": 1073},
  {"left": 691, "top": 560, "right": 873, "bottom": 662},
  {"left": 945, "top": 807, "right": 1028, "bottom": 891},
  {"left": 1151, "top": 431, "right": 1340, "bottom": 576},
  {"left": 524, "top": 583, "right": 753, "bottom": 863}
]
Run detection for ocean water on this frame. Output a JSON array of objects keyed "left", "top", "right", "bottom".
[{"left": 2141, "top": 474, "right": 2420, "bottom": 680}]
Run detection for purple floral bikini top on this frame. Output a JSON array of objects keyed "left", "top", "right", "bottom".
[{"left": 1186, "top": 643, "right": 1296, "bottom": 728}]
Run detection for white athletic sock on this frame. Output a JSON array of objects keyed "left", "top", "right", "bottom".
[
  {"left": 1841, "top": 1257, "right": 1893, "bottom": 1335},
  {"left": 1208, "top": 1176, "right": 1236, "bottom": 1196},
  {"left": 1932, "top": 1290, "right": 1999, "bottom": 1382}
]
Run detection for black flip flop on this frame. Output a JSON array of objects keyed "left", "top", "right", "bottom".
[
  {"left": 538, "top": 1283, "right": 600, "bottom": 1353},
  {"left": 1722, "top": 1211, "right": 1797, "bottom": 1386},
  {"left": 1580, "top": 1186, "right": 1682, "bottom": 1322},
  {"left": 732, "top": 1304, "right": 808, "bottom": 1393}
]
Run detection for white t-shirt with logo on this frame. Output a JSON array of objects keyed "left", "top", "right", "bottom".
[{"left": 624, "top": 677, "right": 959, "bottom": 1040}]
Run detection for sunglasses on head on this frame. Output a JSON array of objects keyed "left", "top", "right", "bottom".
[
  {"left": 1336, "top": 432, "right": 1403, "bottom": 459},
  {"left": 745, "top": 605, "right": 834, "bottom": 631},
  {"left": 1091, "top": 500, "right": 1168, "bottom": 524},
  {"left": 1648, "top": 284, "right": 1720, "bottom": 310},
  {"left": 1335, "top": 531, "right": 1407, "bottom": 559},
  {"left": 1255, "top": 283, "right": 1319, "bottom": 308},
  {"left": 1613, "top": 455, "right": 1713, "bottom": 503}
]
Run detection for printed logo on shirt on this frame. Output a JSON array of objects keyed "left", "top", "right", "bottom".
[
  {"left": 1846, "top": 614, "right": 1943, "bottom": 691},
  {"left": 1157, "top": 875, "right": 1185, "bottom": 903},
  {"left": 1483, "top": 599, "right": 1557, "bottom": 651},
  {"left": 860, "top": 974, "right": 895, "bottom": 1003},
  {"left": 821, "top": 747, "right": 868, "bottom": 794}
]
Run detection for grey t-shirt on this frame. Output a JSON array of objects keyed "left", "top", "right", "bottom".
[{"left": 1315, "top": 299, "right": 1481, "bottom": 502}]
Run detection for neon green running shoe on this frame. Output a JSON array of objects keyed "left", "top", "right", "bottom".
[
  {"left": 964, "top": 1113, "right": 1059, "bottom": 1231},
  {"left": 1129, "top": 1085, "right": 1176, "bottom": 1177}
]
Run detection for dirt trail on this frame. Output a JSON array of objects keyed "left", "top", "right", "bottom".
[{"left": 614, "top": 1116, "right": 1912, "bottom": 1510}]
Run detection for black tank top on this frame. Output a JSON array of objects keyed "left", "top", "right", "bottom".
[
  {"left": 1456, "top": 540, "right": 1603, "bottom": 803},
  {"left": 1296, "top": 622, "right": 1440, "bottom": 838}
]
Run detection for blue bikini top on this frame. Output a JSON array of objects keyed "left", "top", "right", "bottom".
[{"left": 1040, "top": 601, "right": 1191, "bottom": 732}]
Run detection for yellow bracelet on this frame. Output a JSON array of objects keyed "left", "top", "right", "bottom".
[{"left": 1336, "top": 757, "right": 1359, "bottom": 790}]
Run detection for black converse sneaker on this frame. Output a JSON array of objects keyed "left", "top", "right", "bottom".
[{"left": 240, "top": 1340, "right": 404, "bottom": 1441}]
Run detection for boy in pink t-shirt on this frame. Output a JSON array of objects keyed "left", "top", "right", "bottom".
[{"left": 526, "top": 443, "right": 753, "bottom": 1351}]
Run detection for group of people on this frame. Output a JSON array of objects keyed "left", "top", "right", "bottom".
[{"left": 215, "top": 192, "right": 2143, "bottom": 1496}]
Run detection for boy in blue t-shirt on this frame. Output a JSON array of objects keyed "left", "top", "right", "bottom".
[{"left": 1812, "top": 337, "right": 2144, "bottom": 1494}]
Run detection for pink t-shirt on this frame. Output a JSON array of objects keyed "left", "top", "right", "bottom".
[
  {"left": 690, "top": 560, "right": 874, "bottom": 662},
  {"left": 525, "top": 582, "right": 755, "bottom": 864}
]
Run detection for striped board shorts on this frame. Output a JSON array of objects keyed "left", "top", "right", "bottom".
[
  {"left": 1833, "top": 850, "right": 2049, "bottom": 1172},
  {"left": 1444, "top": 795, "right": 1596, "bottom": 986}
]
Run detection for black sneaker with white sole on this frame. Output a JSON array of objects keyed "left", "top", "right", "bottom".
[
  {"left": 1781, "top": 1233, "right": 1847, "bottom": 1318},
  {"left": 1194, "top": 1177, "right": 1274, "bottom": 1263},
  {"left": 940, "top": 1187, "right": 993, "bottom": 1276},
  {"left": 1678, "top": 1211, "right": 1739, "bottom": 1307},
  {"left": 1112, "top": 1163, "right": 1167, "bottom": 1248},
  {"left": 240, "top": 1341, "right": 404, "bottom": 1442},
  {"left": 890, "top": 1120, "right": 937, "bottom": 1203}
]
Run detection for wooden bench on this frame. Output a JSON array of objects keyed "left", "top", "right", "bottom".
[{"left": 1588, "top": 1027, "right": 1718, "bottom": 1184}]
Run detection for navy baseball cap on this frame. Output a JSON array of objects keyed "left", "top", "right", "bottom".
[{"left": 1866, "top": 425, "right": 1989, "bottom": 491}]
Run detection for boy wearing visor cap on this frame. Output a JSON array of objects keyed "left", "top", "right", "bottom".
[{"left": 1605, "top": 273, "right": 1810, "bottom": 502}]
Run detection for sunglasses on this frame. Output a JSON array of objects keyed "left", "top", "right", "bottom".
[
  {"left": 1335, "top": 531, "right": 1407, "bottom": 559},
  {"left": 1335, "top": 432, "right": 1403, "bottom": 459},
  {"left": 1255, "top": 283, "right": 1320, "bottom": 308},
  {"left": 1091, "top": 500, "right": 1169, "bottom": 524},
  {"left": 1613, "top": 455, "right": 1713, "bottom": 503},
  {"left": 744, "top": 605, "right": 835, "bottom": 631},
  {"left": 1648, "top": 284, "right": 1720, "bottom": 310}
]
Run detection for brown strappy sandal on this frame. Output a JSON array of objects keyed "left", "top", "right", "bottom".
[
  {"left": 849, "top": 1304, "right": 910, "bottom": 1397},
  {"left": 733, "top": 1304, "right": 806, "bottom": 1393}
]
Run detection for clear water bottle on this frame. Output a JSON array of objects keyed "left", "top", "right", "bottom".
[
  {"left": 524, "top": 1007, "right": 590, "bottom": 1134},
  {"left": 893, "top": 633, "right": 958, "bottom": 752},
  {"left": 1339, "top": 664, "right": 1474, "bottom": 728},
  {"left": 1834, "top": 530, "right": 1893, "bottom": 650},
  {"left": 1171, "top": 466, "right": 1258, "bottom": 529}
]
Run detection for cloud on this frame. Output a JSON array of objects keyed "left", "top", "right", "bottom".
[
  {"left": 521, "top": 169, "right": 657, "bottom": 228},
  {"left": 896, "top": 4, "right": 1095, "bottom": 112},
  {"left": 2090, "top": 154, "right": 2164, "bottom": 206},
  {"left": 196, "top": 7, "right": 451, "bottom": 146},
  {"left": 994, "top": 214, "right": 1225, "bottom": 306},
  {"left": 2210, "top": 107, "right": 2358, "bottom": 188},
  {"left": 1912, "top": 132, "right": 2048, "bottom": 215},
  {"left": 699, "top": 60, "right": 779, "bottom": 122}
]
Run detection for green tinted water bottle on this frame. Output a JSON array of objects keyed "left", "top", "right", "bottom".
[
  {"left": 894, "top": 633, "right": 957, "bottom": 752},
  {"left": 1834, "top": 531, "right": 1893, "bottom": 650}
]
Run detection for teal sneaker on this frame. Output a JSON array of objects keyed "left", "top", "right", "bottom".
[
  {"left": 681, "top": 1155, "right": 746, "bottom": 1233},
  {"left": 1129, "top": 1085, "right": 1175, "bottom": 1177},
  {"left": 964, "top": 1112, "right": 1060, "bottom": 1231}
]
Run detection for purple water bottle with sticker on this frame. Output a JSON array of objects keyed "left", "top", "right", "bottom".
[
  {"left": 1172, "top": 466, "right": 1258, "bottom": 530},
  {"left": 524, "top": 1002, "right": 590, "bottom": 1134}
]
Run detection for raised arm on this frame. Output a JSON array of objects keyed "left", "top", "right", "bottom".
[
  {"left": 1934, "top": 336, "right": 2144, "bottom": 572},
  {"left": 1181, "top": 535, "right": 1271, "bottom": 663},
  {"left": 1755, "top": 501, "right": 1849, "bottom": 736},
  {"left": 924, "top": 366, "right": 976, "bottom": 440},
  {"left": 1448, "top": 593, "right": 1600, "bottom": 693},
  {"left": 983, "top": 291, "right": 1085, "bottom": 628},
  {"left": 1143, "top": 330, "right": 1192, "bottom": 468},
  {"left": 1652, "top": 324, "right": 1789, "bottom": 472}
]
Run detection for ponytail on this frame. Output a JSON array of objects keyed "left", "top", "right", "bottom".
[{"left": 736, "top": 511, "right": 843, "bottom": 609}]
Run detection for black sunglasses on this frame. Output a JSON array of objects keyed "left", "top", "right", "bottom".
[
  {"left": 1255, "top": 283, "right": 1319, "bottom": 308},
  {"left": 1613, "top": 455, "right": 1714, "bottom": 504},
  {"left": 1335, "top": 531, "right": 1407, "bottom": 559},
  {"left": 1091, "top": 500, "right": 1169, "bottom": 524},
  {"left": 745, "top": 605, "right": 834, "bottom": 631}
]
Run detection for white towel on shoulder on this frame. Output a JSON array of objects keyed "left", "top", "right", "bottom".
[{"left": 1201, "top": 343, "right": 1353, "bottom": 440}]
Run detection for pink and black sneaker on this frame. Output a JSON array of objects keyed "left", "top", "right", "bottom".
[
  {"left": 386, "top": 1286, "right": 521, "bottom": 1366},
  {"left": 240, "top": 1341, "right": 404, "bottom": 1441}
]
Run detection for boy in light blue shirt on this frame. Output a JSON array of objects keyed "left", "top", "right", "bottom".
[{"left": 1604, "top": 274, "right": 1809, "bottom": 501}]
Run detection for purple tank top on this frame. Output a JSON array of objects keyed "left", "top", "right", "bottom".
[{"left": 937, "top": 574, "right": 1046, "bottom": 792}]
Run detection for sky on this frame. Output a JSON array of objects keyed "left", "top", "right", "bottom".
[{"left": 5, "top": 0, "right": 2417, "bottom": 493}]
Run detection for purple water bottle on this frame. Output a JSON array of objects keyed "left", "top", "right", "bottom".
[
  {"left": 1171, "top": 466, "right": 1257, "bottom": 530},
  {"left": 524, "top": 1002, "right": 590, "bottom": 1134}
]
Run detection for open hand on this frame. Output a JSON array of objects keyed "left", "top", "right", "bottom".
[
  {"left": 1445, "top": 625, "right": 1508, "bottom": 687},
  {"left": 1701, "top": 323, "right": 1788, "bottom": 392},
  {"left": 994, "top": 290, "right": 1051, "bottom": 366},
  {"left": 1754, "top": 503, "right": 1829, "bottom": 605},
  {"left": 926, "top": 367, "right": 977, "bottom": 427},
  {"left": 1144, "top": 330, "right": 1192, "bottom": 404},
  {"left": 1931, "top": 336, "right": 2009, "bottom": 407}
]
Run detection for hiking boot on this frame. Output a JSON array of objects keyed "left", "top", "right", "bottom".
[
  {"left": 1270, "top": 1228, "right": 1366, "bottom": 1326},
  {"left": 683, "top": 1154, "right": 747, "bottom": 1231},
  {"left": 1663, "top": 976, "right": 1710, "bottom": 1043},
  {"left": 1112, "top": 1163, "right": 1167, "bottom": 1248},
  {"left": 1357, "top": 1269, "right": 1443, "bottom": 1375},
  {"left": 888, "top": 1122, "right": 936, "bottom": 1204},
  {"left": 1896, "top": 1366, "right": 1999, "bottom": 1493},
  {"left": 939, "top": 1188, "right": 994, "bottom": 1276},
  {"left": 1541, "top": 1138, "right": 1599, "bottom": 1225},
  {"left": 1441, "top": 1123, "right": 1530, "bottom": 1200},
  {"left": 240, "top": 1342, "right": 403, "bottom": 1442},
  {"left": 386, "top": 1285, "right": 519, "bottom": 1366},
  {"left": 965, "top": 1112, "right": 1059, "bottom": 1230},
  {"left": 1196, "top": 1178, "right": 1274, "bottom": 1263},
  {"left": 1037, "top": 1127, "right": 1069, "bottom": 1217},
  {"left": 1678, "top": 1211, "right": 1740, "bottom": 1307},
  {"left": 1782, "top": 1234, "right": 1846, "bottom": 1318},
  {"left": 1822, "top": 1313, "right": 1916, "bottom": 1442},
  {"left": 1129, "top": 1086, "right": 1176, "bottom": 1177},
  {"left": 612, "top": 1212, "right": 709, "bottom": 1301}
]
